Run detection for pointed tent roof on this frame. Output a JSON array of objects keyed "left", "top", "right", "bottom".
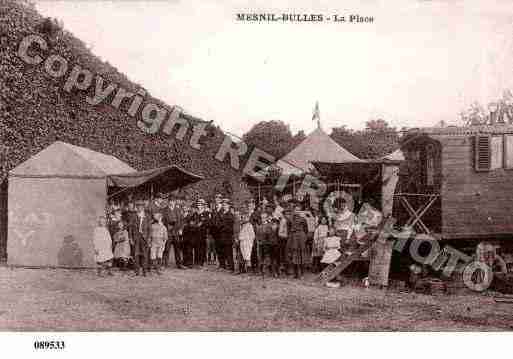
[
  {"left": 10, "top": 141, "right": 136, "bottom": 178},
  {"left": 276, "top": 127, "right": 364, "bottom": 175}
]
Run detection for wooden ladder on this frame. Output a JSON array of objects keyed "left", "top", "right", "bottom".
[{"left": 318, "top": 216, "right": 395, "bottom": 285}]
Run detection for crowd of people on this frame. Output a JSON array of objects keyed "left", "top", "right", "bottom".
[{"left": 92, "top": 191, "right": 382, "bottom": 280}]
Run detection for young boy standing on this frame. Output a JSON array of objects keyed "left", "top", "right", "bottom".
[
  {"left": 113, "top": 221, "right": 131, "bottom": 272},
  {"left": 150, "top": 212, "right": 168, "bottom": 275}
]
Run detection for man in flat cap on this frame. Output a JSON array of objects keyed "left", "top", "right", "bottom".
[
  {"left": 194, "top": 198, "right": 209, "bottom": 267},
  {"left": 216, "top": 198, "right": 235, "bottom": 271},
  {"left": 162, "top": 195, "right": 185, "bottom": 269},
  {"left": 210, "top": 193, "right": 223, "bottom": 267},
  {"left": 132, "top": 200, "right": 152, "bottom": 276},
  {"left": 181, "top": 201, "right": 197, "bottom": 268}
]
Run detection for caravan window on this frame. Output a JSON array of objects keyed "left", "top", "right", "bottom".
[
  {"left": 426, "top": 144, "right": 436, "bottom": 186},
  {"left": 475, "top": 135, "right": 505, "bottom": 171},
  {"left": 490, "top": 136, "right": 504, "bottom": 170},
  {"left": 504, "top": 134, "right": 513, "bottom": 169}
]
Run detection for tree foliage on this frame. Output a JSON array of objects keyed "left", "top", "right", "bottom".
[
  {"left": 0, "top": 0, "right": 246, "bottom": 199},
  {"left": 330, "top": 119, "right": 399, "bottom": 159},
  {"left": 242, "top": 120, "right": 305, "bottom": 159}
]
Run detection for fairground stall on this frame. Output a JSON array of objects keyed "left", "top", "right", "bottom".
[{"left": 2, "top": 141, "right": 203, "bottom": 268}]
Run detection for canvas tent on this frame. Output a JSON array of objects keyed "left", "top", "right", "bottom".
[
  {"left": 5, "top": 141, "right": 203, "bottom": 267},
  {"left": 275, "top": 127, "right": 364, "bottom": 175},
  {"left": 107, "top": 165, "right": 204, "bottom": 192}
]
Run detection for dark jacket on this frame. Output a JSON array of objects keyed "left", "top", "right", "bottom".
[
  {"left": 197, "top": 211, "right": 211, "bottom": 239},
  {"left": 217, "top": 210, "right": 234, "bottom": 242},
  {"left": 162, "top": 206, "right": 183, "bottom": 238},
  {"left": 132, "top": 211, "right": 152, "bottom": 255},
  {"left": 182, "top": 213, "right": 198, "bottom": 243},
  {"left": 262, "top": 225, "right": 280, "bottom": 246},
  {"left": 209, "top": 209, "right": 221, "bottom": 239},
  {"left": 249, "top": 209, "right": 261, "bottom": 226}
]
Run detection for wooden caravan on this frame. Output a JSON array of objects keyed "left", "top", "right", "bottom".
[{"left": 397, "top": 125, "right": 513, "bottom": 245}]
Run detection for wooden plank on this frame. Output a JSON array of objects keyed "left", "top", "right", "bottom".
[
  {"left": 440, "top": 184, "right": 485, "bottom": 194},
  {"left": 441, "top": 147, "right": 471, "bottom": 153},
  {"left": 444, "top": 219, "right": 513, "bottom": 229},
  {"left": 443, "top": 194, "right": 513, "bottom": 203},
  {"left": 441, "top": 232, "right": 513, "bottom": 240},
  {"left": 443, "top": 159, "right": 472, "bottom": 166},
  {"left": 368, "top": 240, "right": 394, "bottom": 287},
  {"left": 443, "top": 191, "right": 513, "bottom": 200},
  {"left": 444, "top": 204, "right": 513, "bottom": 213},
  {"left": 318, "top": 217, "right": 395, "bottom": 285},
  {"left": 443, "top": 203, "right": 513, "bottom": 213},
  {"left": 439, "top": 138, "right": 471, "bottom": 147},
  {"left": 443, "top": 216, "right": 513, "bottom": 225},
  {"left": 442, "top": 154, "right": 472, "bottom": 162},
  {"left": 443, "top": 224, "right": 513, "bottom": 236},
  {"left": 443, "top": 176, "right": 513, "bottom": 186},
  {"left": 442, "top": 167, "right": 474, "bottom": 176}
]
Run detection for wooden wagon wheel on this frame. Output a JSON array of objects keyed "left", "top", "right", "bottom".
[{"left": 466, "top": 254, "right": 508, "bottom": 290}]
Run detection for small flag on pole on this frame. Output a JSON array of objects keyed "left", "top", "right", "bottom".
[{"left": 312, "top": 101, "right": 320, "bottom": 128}]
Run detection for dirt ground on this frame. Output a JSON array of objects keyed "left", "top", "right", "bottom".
[{"left": 0, "top": 266, "right": 512, "bottom": 331}]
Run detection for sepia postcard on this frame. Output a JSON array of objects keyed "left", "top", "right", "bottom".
[{"left": 0, "top": 0, "right": 512, "bottom": 356}]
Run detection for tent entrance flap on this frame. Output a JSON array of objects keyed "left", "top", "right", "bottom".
[{"left": 107, "top": 165, "right": 204, "bottom": 195}]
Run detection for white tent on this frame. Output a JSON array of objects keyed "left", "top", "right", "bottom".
[
  {"left": 275, "top": 127, "right": 364, "bottom": 175},
  {"left": 6, "top": 141, "right": 203, "bottom": 267},
  {"left": 7, "top": 141, "right": 136, "bottom": 267}
]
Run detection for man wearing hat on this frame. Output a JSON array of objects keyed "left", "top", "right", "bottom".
[
  {"left": 216, "top": 198, "right": 235, "bottom": 271},
  {"left": 132, "top": 200, "right": 152, "bottom": 276},
  {"left": 210, "top": 193, "right": 223, "bottom": 267},
  {"left": 162, "top": 195, "right": 185, "bottom": 269},
  {"left": 181, "top": 201, "right": 197, "bottom": 268},
  {"left": 194, "top": 198, "right": 210, "bottom": 267},
  {"left": 149, "top": 192, "right": 168, "bottom": 218},
  {"left": 214, "top": 193, "right": 223, "bottom": 212}
]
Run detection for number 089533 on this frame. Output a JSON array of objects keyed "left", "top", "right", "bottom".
[{"left": 33, "top": 341, "right": 65, "bottom": 350}]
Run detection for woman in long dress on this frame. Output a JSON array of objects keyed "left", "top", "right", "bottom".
[
  {"left": 93, "top": 216, "right": 114, "bottom": 276},
  {"left": 285, "top": 205, "right": 309, "bottom": 279},
  {"left": 238, "top": 213, "right": 255, "bottom": 273}
]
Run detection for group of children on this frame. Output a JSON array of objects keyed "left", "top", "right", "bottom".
[{"left": 93, "top": 210, "right": 169, "bottom": 276}]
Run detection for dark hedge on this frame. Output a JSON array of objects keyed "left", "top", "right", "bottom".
[{"left": 0, "top": 0, "right": 251, "bottom": 203}]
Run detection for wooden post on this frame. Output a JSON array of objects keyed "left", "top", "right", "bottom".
[{"left": 368, "top": 164, "right": 400, "bottom": 288}]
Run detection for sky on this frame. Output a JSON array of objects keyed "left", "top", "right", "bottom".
[{"left": 35, "top": 0, "right": 513, "bottom": 136}]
